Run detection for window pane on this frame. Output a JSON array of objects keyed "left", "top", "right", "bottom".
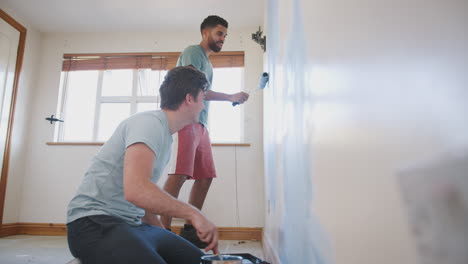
[
  {"left": 97, "top": 103, "right": 131, "bottom": 141},
  {"left": 211, "top": 68, "right": 243, "bottom": 94},
  {"left": 137, "top": 103, "right": 158, "bottom": 113},
  {"left": 209, "top": 68, "right": 243, "bottom": 142},
  {"left": 102, "top": 69, "right": 133, "bottom": 96},
  {"left": 62, "top": 71, "right": 99, "bottom": 141},
  {"left": 208, "top": 101, "right": 241, "bottom": 142},
  {"left": 137, "top": 69, "right": 167, "bottom": 96}
]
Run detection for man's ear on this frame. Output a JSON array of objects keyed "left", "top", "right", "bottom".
[
  {"left": 201, "top": 28, "right": 209, "bottom": 39},
  {"left": 185, "top": 93, "right": 194, "bottom": 104}
]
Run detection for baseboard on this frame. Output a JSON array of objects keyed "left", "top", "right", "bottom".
[
  {"left": 0, "top": 222, "right": 67, "bottom": 237},
  {"left": 172, "top": 226, "right": 262, "bottom": 241},
  {"left": 263, "top": 232, "right": 281, "bottom": 264},
  {"left": 0, "top": 223, "right": 18, "bottom": 237},
  {"left": 1, "top": 223, "right": 262, "bottom": 241}
]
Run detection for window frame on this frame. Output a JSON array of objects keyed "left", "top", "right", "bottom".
[
  {"left": 55, "top": 52, "right": 245, "bottom": 143},
  {"left": 56, "top": 69, "right": 161, "bottom": 142}
]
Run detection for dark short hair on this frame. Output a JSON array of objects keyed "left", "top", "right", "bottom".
[
  {"left": 200, "top": 15, "right": 228, "bottom": 33},
  {"left": 159, "top": 66, "right": 209, "bottom": 111}
]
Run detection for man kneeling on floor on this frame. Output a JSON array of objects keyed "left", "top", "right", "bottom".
[{"left": 66, "top": 66, "right": 218, "bottom": 264}]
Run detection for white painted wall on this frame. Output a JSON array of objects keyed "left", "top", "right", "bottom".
[
  {"left": 10, "top": 29, "right": 265, "bottom": 227},
  {"left": 263, "top": 0, "right": 468, "bottom": 263},
  {"left": 1, "top": 7, "right": 41, "bottom": 224}
]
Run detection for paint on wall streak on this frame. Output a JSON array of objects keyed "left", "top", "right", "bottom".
[{"left": 265, "top": 0, "right": 332, "bottom": 263}]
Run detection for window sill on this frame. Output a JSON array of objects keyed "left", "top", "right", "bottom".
[{"left": 46, "top": 142, "right": 251, "bottom": 147}]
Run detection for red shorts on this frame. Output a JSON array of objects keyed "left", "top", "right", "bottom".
[{"left": 168, "top": 123, "right": 216, "bottom": 180}]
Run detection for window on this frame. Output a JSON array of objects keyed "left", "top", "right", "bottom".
[
  {"left": 209, "top": 67, "right": 244, "bottom": 142},
  {"left": 55, "top": 52, "right": 245, "bottom": 143}
]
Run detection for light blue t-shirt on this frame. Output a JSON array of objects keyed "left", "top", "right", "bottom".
[
  {"left": 67, "top": 110, "right": 173, "bottom": 225},
  {"left": 176, "top": 45, "right": 212, "bottom": 126}
]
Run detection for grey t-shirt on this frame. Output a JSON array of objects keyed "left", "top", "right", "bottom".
[
  {"left": 176, "top": 45, "right": 212, "bottom": 126},
  {"left": 67, "top": 110, "right": 173, "bottom": 225}
]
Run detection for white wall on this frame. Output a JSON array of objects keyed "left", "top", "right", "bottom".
[
  {"left": 398, "top": 149, "right": 468, "bottom": 264},
  {"left": 263, "top": 0, "right": 468, "bottom": 263},
  {"left": 12, "top": 29, "right": 265, "bottom": 227},
  {"left": 1, "top": 7, "right": 41, "bottom": 224}
]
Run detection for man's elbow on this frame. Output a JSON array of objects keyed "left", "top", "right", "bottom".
[{"left": 124, "top": 186, "right": 142, "bottom": 206}]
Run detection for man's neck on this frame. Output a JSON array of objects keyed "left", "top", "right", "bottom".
[
  {"left": 163, "top": 109, "right": 192, "bottom": 134},
  {"left": 199, "top": 41, "right": 212, "bottom": 57}
]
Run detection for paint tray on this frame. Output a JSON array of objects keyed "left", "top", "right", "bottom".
[{"left": 228, "top": 253, "right": 270, "bottom": 264}]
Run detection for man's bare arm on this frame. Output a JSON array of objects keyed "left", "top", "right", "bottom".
[
  {"left": 205, "top": 90, "right": 249, "bottom": 104},
  {"left": 123, "top": 143, "right": 218, "bottom": 253}
]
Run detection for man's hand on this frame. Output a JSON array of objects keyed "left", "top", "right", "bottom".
[
  {"left": 190, "top": 212, "right": 219, "bottom": 254},
  {"left": 229, "top": 92, "right": 249, "bottom": 105}
]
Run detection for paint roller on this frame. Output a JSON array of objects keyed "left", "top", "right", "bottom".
[{"left": 232, "top": 72, "right": 269, "bottom": 106}]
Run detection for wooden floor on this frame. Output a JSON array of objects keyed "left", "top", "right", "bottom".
[{"left": 0, "top": 235, "right": 264, "bottom": 264}]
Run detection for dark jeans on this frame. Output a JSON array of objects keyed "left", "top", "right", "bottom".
[{"left": 67, "top": 215, "right": 204, "bottom": 264}]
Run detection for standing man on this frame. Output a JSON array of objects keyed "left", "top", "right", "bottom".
[
  {"left": 67, "top": 66, "right": 218, "bottom": 264},
  {"left": 161, "top": 15, "right": 249, "bottom": 248}
]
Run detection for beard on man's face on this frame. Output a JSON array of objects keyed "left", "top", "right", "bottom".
[{"left": 208, "top": 38, "right": 222, "bottom": 52}]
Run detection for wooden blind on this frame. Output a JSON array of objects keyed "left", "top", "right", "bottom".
[{"left": 62, "top": 51, "right": 244, "bottom": 71}]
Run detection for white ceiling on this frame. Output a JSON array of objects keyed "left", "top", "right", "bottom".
[{"left": 1, "top": 0, "right": 264, "bottom": 32}]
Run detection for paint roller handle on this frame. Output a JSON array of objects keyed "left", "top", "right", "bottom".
[
  {"left": 232, "top": 72, "right": 269, "bottom": 106},
  {"left": 230, "top": 92, "right": 249, "bottom": 106}
]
